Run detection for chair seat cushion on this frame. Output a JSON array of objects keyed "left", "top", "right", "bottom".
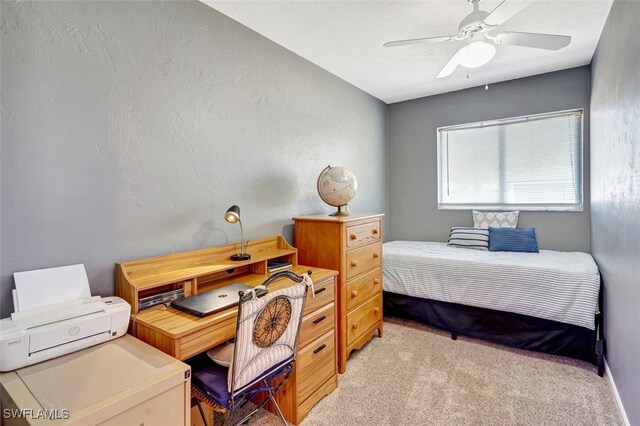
[{"left": 188, "top": 354, "right": 231, "bottom": 408}]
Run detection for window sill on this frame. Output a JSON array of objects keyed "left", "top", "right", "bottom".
[{"left": 438, "top": 204, "right": 584, "bottom": 212}]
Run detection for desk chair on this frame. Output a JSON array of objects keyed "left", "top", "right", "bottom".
[{"left": 190, "top": 271, "right": 312, "bottom": 426}]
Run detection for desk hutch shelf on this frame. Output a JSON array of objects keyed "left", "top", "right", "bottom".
[{"left": 117, "top": 236, "right": 298, "bottom": 315}]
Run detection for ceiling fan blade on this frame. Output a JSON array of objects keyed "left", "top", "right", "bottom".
[
  {"left": 483, "top": 0, "right": 534, "bottom": 27},
  {"left": 494, "top": 32, "right": 571, "bottom": 50},
  {"left": 436, "top": 51, "right": 459, "bottom": 79},
  {"left": 383, "top": 35, "right": 456, "bottom": 48}
]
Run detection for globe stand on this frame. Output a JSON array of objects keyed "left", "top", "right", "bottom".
[{"left": 329, "top": 204, "right": 351, "bottom": 217}]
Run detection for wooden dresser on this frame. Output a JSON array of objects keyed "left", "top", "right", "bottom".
[
  {"left": 115, "top": 236, "right": 337, "bottom": 425},
  {"left": 292, "top": 214, "right": 384, "bottom": 374}
]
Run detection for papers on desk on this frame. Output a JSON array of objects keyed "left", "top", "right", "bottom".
[{"left": 12, "top": 264, "right": 91, "bottom": 313}]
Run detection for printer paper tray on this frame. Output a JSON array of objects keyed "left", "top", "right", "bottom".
[
  {"left": 29, "top": 332, "right": 110, "bottom": 366},
  {"left": 30, "top": 313, "right": 111, "bottom": 353}
]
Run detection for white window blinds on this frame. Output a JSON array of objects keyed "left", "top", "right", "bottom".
[{"left": 437, "top": 109, "right": 583, "bottom": 211}]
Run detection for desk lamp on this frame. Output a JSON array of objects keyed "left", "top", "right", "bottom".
[{"left": 225, "top": 205, "right": 251, "bottom": 261}]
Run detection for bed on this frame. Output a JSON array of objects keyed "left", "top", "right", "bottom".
[{"left": 383, "top": 241, "right": 604, "bottom": 375}]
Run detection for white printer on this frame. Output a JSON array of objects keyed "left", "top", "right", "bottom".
[{"left": 0, "top": 264, "right": 130, "bottom": 372}]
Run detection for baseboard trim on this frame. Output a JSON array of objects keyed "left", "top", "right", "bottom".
[{"left": 604, "top": 358, "right": 630, "bottom": 426}]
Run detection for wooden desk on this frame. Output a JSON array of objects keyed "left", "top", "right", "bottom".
[
  {"left": 115, "top": 236, "right": 339, "bottom": 424},
  {"left": 0, "top": 335, "right": 190, "bottom": 426}
]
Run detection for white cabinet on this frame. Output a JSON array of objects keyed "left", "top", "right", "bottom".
[{"left": 0, "top": 335, "right": 190, "bottom": 426}]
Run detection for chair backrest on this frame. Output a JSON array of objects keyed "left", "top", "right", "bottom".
[{"left": 227, "top": 272, "right": 311, "bottom": 397}]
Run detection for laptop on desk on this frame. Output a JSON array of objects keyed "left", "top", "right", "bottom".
[{"left": 171, "top": 283, "right": 253, "bottom": 317}]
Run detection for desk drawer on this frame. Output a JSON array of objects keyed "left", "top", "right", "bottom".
[
  {"left": 299, "top": 303, "right": 334, "bottom": 348},
  {"left": 346, "top": 268, "right": 382, "bottom": 312},
  {"left": 346, "top": 293, "right": 382, "bottom": 346},
  {"left": 296, "top": 330, "right": 335, "bottom": 402},
  {"left": 346, "top": 221, "right": 381, "bottom": 249},
  {"left": 303, "top": 277, "right": 334, "bottom": 316},
  {"left": 346, "top": 242, "right": 382, "bottom": 280},
  {"left": 179, "top": 318, "right": 236, "bottom": 360}
]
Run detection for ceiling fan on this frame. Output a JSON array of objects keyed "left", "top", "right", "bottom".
[{"left": 383, "top": 0, "right": 571, "bottom": 78}]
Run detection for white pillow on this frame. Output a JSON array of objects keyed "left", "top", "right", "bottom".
[{"left": 473, "top": 210, "right": 519, "bottom": 228}]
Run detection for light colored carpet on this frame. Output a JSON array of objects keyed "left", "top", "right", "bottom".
[
  {"left": 303, "top": 318, "right": 621, "bottom": 426},
  {"left": 241, "top": 319, "right": 621, "bottom": 426}
]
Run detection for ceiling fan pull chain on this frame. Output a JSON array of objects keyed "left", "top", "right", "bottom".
[
  {"left": 466, "top": 38, "right": 471, "bottom": 79},
  {"left": 485, "top": 66, "right": 489, "bottom": 91}
]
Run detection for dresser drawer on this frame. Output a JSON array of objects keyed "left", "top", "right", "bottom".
[
  {"left": 346, "top": 293, "right": 382, "bottom": 346},
  {"left": 296, "top": 330, "right": 336, "bottom": 402},
  {"left": 346, "top": 221, "right": 381, "bottom": 249},
  {"left": 346, "top": 242, "right": 382, "bottom": 280},
  {"left": 304, "top": 277, "right": 334, "bottom": 316},
  {"left": 299, "top": 302, "right": 334, "bottom": 348},
  {"left": 346, "top": 268, "right": 382, "bottom": 312}
]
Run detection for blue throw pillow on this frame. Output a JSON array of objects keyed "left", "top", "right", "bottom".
[{"left": 489, "top": 227, "right": 539, "bottom": 253}]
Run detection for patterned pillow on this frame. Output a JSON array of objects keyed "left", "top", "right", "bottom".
[
  {"left": 473, "top": 210, "right": 519, "bottom": 228},
  {"left": 448, "top": 227, "right": 490, "bottom": 251}
]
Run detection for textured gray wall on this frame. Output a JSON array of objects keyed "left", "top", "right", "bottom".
[
  {"left": 590, "top": 1, "right": 640, "bottom": 424},
  {"left": 387, "top": 67, "right": 591, "bottom": 252},
  {"left": 0, "top": 1, "right": 387, "bottom": 318}
]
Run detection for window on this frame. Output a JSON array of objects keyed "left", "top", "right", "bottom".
[{"left": 437, "top": 109, "right": 583, "bottom": 211}]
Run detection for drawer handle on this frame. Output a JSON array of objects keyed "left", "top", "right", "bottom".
[
  {"left": 352, "top": 322, "right": 359, "bottom": 330},
  {"left": 313, "top": 344, "right": 327, "bottom": 354},
  {"left": 350, "top": 233, "right": 358, "bottom": 240},
  {"left": 312, "top": 315, "right": 327, "bottom": 324},
  {"left": 351, "top": 290, "right": 358, "bottom": 298},
  {"left": 373, "top": 252, "right": 379, "bottom": 259},
  {"left": 374, "top": 307, "right": 380, "bottom": 314},
  {"left": 373, "top": 278, "right": 380, "bottom": 285},
  {"left": 314, "top": 287, "right": 326, "bottom": 296},
  {"left": 351, "top": 260, "right": 358, "bottom": 267},
  {"left": 372, "top": 228, "right": 379, "bottom": 235}
]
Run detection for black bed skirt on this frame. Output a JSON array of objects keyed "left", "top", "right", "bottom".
[{"left": 383, "top": 291, "right": 597, "bottom": 364}]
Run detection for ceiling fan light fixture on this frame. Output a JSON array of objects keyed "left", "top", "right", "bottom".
[{"left": 455, "top": 40, "right": 496, "bottom": 68}]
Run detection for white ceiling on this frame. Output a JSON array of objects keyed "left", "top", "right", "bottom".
[{"left": 203, "top": 0, "right": 613, "bottom": 104}]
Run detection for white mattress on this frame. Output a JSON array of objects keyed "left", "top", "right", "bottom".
[{"left": 383, "top": 241, "right": 600, "bottom": 330}]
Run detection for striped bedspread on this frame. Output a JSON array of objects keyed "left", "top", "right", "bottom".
[{"left": 383, "top": 241, "right": 600, "bottom": 330}]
